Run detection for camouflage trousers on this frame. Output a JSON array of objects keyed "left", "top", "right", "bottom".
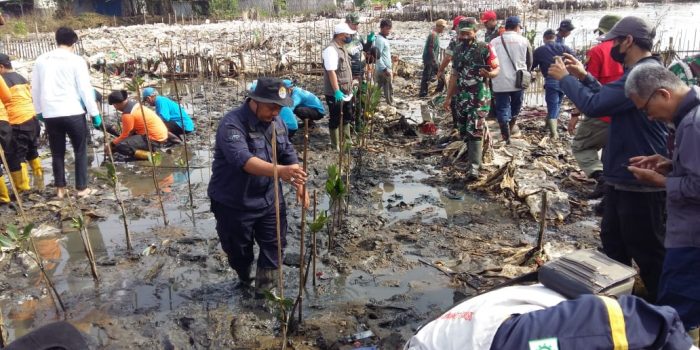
[{"left": 454, "top": 90, "right": 488, "bottom": 140}]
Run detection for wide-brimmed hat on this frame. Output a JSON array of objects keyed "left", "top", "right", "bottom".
[{"left": 247, "top": 77, "right": 292, "bottom": 107}]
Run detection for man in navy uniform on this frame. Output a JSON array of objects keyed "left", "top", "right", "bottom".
[{"left": 208, "top": 77, "right": 309, "bottom": 297}]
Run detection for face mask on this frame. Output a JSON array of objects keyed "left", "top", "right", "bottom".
[
  {"left": 344, "top": 36, "right": 353, "bottom": 44},
  {"left": 610, "top": 42, "right": 626, "bottom": 64}
]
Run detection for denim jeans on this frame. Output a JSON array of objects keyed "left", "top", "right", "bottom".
[
  {"left": 544, "top": 78, "right": 564, "bottom": 120},
  {"left": 44, "top": 114, "right": 88, "bottom": 190},
  {"left": 493, "top": 90, "right": 524, "bottom": 124}
]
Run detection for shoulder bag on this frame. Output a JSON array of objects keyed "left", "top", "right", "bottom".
[{"left": 501, "top": 35, "right": 531, "bottom": 90}]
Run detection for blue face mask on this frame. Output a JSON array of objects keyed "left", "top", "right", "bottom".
[{"left": 344, "top": 36, "right": 353, "bottom": 44}]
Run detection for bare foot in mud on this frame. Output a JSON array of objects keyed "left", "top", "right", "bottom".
[
  {"left": 56, "top": 187, "right": 67, "bottom": 199},
  {"left": 76, "top": 188, "right": 97, "bottom": 198}
]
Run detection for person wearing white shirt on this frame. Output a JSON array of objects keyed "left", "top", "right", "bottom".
[
  {"left": 31, "top": 27, "right": 102, "bottom": 198},
  {"left": 489, "top": 16, "right": 532, "bottom": 144}
]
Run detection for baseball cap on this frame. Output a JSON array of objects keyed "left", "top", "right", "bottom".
[
  {"left": 481, "top": 10, "right": 497, "bottom": 23},
  {"left": 458, "top": 18, "right": 477, "bottom": 32},
  {"left": 334, "top": 22, "right": 356, "bottom": 35},
  {"left": 599, "top": 16, "right": 655, "bottom": 42},
  {"left": 345, "top": 13, "right": 360, "bottom": 25},
  {"left": 435, "top": 19, "right": 447, "bottom": 28},
  {"left": 142, "top": 87, "right": 157, "bottom": 100},
  {"left": 505, "top": 16, "right": 520, "bottom": 28},
  {"left": 596, "top": 14, "right": 622, "bottom": 34},
  {"left": 558, "top": 19, "right": 575, "bottom": 32},
  {"left": 452, "top": 15, "right": 466, "bottom": 30},
  {"left": 0, "top": 54, "right": 11, "bottom": 68},
  {"left": 543, "top": 29, "right": 556, "bottom": 37}
]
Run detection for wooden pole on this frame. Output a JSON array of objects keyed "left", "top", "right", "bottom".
[
  {"left": 271, "top": 127, "right": 288, "bottom": 348},
  {"left": 312, "top": 190, "right": 317, "bottom": 287},
  {"left": 296, "top": 119, "right": 309, "bottom": 322},
  {"left": 537, "top": 191, "right": 547, "bottom": 252}
]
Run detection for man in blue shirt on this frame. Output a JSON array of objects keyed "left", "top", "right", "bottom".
[
  {"left": 374, "top": 19, "right": 394, "bottom": 105},
  {"left": 208, "top": 77, "right": 309, "bottom": 297},
  {"left": 142, "top": 87, "right": 195, "bottom": 137},
  {"left": 548, "top": 17, "right": 668, "bottom": 302},
  {"left": 532, "top": 29, "right": 575, "bottom": 138},
  {"left": 556, "top": 19, "right": 574, "bottom": 45}
]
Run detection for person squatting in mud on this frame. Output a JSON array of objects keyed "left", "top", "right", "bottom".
[
  {"left": 208, "top": 77, "right": 309, "bottom": 298},
  {"left": 141, "top": 87, "right": 196, "bottom": 138},
  {"left": 105, "top": 90, "right": 169, "bottom": 160},
  {"left": 442, "top": 18, "right": 500, "bottom": 181}
]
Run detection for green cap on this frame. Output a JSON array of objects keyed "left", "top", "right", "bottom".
[
  {"left": 346, "top": 13, "right": 360, "bottom": 25},
  {"left": 597, "top": 15, "right": 621, "bottom": 34},
  {"left": 458, "top": 17, "right": 477, "bottom": 31}
]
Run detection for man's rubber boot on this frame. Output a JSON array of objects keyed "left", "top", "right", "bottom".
[
  {"left": 133, "top": 150, "right": 153, "bottom": 161},
  {"left": 255, "top": 266, "right": 277, "bottom": 299},
  {"left": 509, "top": 117, "right": 521, "bottom": 137},
  {"left": 10, "top": 169, "right": 29, "bottom": 192},
  {"left": 466, "top": 140, "right": 483, "bottom": 181},
  {"left": 20, "top": 162, "right": 30, "bottom": 190},
  {"left": 329, "top": 128, "right": 340, "bottom": 151},
  {"left": 28, "top": 157, "right": 44, "bottom": 190},
  {"left": 499, "top": 122, "right": 511, "bottom": 144},
  {"left": 546, "top": 119, "right": 559, "bottom": 139},
  {"left": 343, "top": 124, "right": 353, "bottom": 147},
  {"left": 0, "top": 176, "right": 10, "bottom": 204},
  {"left": 235, "top": 265, "right": 254, "bottom": 290}
]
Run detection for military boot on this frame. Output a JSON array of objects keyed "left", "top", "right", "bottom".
[
  {"left": 499, "top": 122, "right": 511, "bottom": 145},
  {"left": 466, "top": 140, "right": 483, "bottom": 181},
  {"left": 0, "top": 175, "right": 10, "bottom": 204},
  {"left": 329, "top": 128, "right": 340, "bottom": 151},
  {"left": 509, "top": 117, "right": 521, "bottom": 137},
  {"left": 342, "top": 124, "right": 353, "bottom": 147},
  {"left": 546, "top": 119, "right": 559, "bottom": 139},
  {"left": 255, "top": 266, "right": 277, "bottom": 299}
]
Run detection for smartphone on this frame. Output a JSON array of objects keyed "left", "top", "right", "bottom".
[{"left": 474, "top": 64, "right": 491, "bottom": 70}]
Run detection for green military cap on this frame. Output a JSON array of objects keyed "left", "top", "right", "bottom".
[
  {"left": 597, "top": 15, "right": 622, "bottom": 34},
  {"left": 458, "top": 17, "right": 477, "bottom": 31},
  {"left": 346, "top": 13, "right": 360, "bottom": 25}
]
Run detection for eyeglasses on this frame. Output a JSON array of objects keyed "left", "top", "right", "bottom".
[{"left": 639, "top": 89, "right": 660, "bottom": 114}]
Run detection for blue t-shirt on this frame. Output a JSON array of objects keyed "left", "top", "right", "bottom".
[
  {"left": 278, "top": 87, "right": 326, "bottom": 131},
  {"left": 154, "top": 95, "right": 195, "bottom": 132}
]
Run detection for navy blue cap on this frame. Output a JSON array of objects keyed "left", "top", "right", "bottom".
[
  {"left": 505, "top": 16, "right": 521, "bottom": 27},
  {"left": 543, "top": 29, "right": 556, "bottom": 37}
]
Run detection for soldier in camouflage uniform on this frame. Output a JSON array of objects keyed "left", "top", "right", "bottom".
[
  {"left": 669, "top": 54, "right": 700, "bottom": 87},
  {"left": 443, "top": 19, "right": 500, "bottom": 180}
]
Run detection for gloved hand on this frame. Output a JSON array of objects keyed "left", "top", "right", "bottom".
[
  {"left": 91, "top": 114, "right": 102, "bottom": 129},
  {"left": 367, "top": 31, "right": 376, "bottom": 44},
  {"left": 35, "top": 113, "right": 43, "bottom": 122},
  {"left": 334, "top": 89, "right": 345, "bottom": 102}
]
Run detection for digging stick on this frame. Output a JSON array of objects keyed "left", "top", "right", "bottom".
[
  {"left": 312, "top": 190, "right": 317, "bottom": 287},
  {"left": 271, "top": 126, "right": 288, "bottom": 348}
]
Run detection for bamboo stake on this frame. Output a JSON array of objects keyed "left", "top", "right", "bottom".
[
  {"left": 312, "top": 190, "right": 317, "bottom": 287},
  {"left": 170, "top": 72, "right": 196, "bottom": 225},
  {"left": 271, "top": 126, "right": 288, "bottom": 348},
  {"left": 0, "top": 304, "right": 6, "bottom": 347},
  {"left": 295, "top": 119, "right": 310, "bottom": 323},
  {"left": 537, "top": 191, "right": 548, "bottom": 252}
]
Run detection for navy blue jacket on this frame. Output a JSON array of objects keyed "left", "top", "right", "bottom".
[
  {"left": 208, "top": 100, "right": 298, "bottom": 210},
  {"left": 559, "top": 56, "right": 668, "bottom": 187},
  {"left": 491, "top": 294, "right": 692, "bottom": 350},
  {"left": 532, "top": 41, "right": 574, "bottom": 79}
]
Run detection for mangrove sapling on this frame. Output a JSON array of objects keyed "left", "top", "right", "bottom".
[
  {"left": 0, "top": 223, "right": 66, "bottom": 314},
  {"left": 325, "top": 164, "right": 346, "bottom": 250},
  {"left": 169, "top": 69, "right": 196, "bottom": 224},
  {"left": 127, "top": 76, "right": 168, "bottom": 226},
  {"left": 304, "top": 210, "right": 328, "bottom": 288},
  {"left": 271, "top": 127, "right": 288, "bottom": 347},
  {"left": 65, "top": 194, "right": 99, "bottom": 282},
  {"left": 100, "top": 65, "right": 133, "bottom": 251}
]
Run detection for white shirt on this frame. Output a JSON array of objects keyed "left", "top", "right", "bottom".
[
  {"left": 322, "top": 46, "right": 339, "bottom": 71},
  {"left": 31, "top": 48, "right": 100, "bottom": 119},
  {"left": 489, "top": 31, "right": 531, "bottom": 93},
  {"left": 404, "top": 285, "right": 566, "bottom": 350}
]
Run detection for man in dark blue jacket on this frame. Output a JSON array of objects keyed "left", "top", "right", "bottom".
[
  {"left": 208, "top": 77, "right": 309, "bottom": 298},
  {"left": 532, "top": 29, "right": 575, "bottom": 138},
  {"left": 548, "top": 16, "right": 668, "bottom": 302}
]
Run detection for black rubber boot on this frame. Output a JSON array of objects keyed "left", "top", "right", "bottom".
[{"left": 499, "top": 122, "right": 511, "bottom": 144}]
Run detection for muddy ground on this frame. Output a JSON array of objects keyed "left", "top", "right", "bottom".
[{"left": 0, "top": 48, "right": 606, "bottom": 350}]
